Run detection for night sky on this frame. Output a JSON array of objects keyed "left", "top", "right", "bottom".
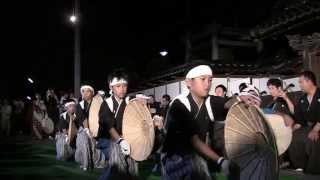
[{"left": 3, "top": 0, "right": 281, "bottom": 98}]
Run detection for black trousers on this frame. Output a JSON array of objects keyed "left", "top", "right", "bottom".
[{"left": 288, "top": 126, "right": 320, "bottom": 174}]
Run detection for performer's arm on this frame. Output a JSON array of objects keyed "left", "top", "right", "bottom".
[
  {"left": 32, "top": 111, "right": 42, "bottom": 139},
  {"left": 191, "top": 134, "right": 220, "bottom": 162},
  {"left": 56, "top": 115, "right": 66, "bottom": 132},
  {"left": 283, "top": 95, "right": 295, "bottom": 114},
  {"left": 312, "top": 122, "right": 320, "bottom": 132},
  {"left": 74, "top": 105, "right": 84, "bottom": 128},
  {"left": 293, "top": 100, "right": 304, "bottom": 130},
  {"left": 170, "top": 100, "right": 221, "bottom": 162},
  {"left": 308, "top": 122, "right": 320, "bottom": 142},
  {"left": 312, "top": 99, "right": 320, "bottom": 133},
  {"left": 308, "top": 107, "right": 320, "bottom": 141},
  {"left": 32, "top": 124, "right": 42, "bottom": 139},
  {"left": 313, "top": 104, "right": 320, "bottom": 132},
  {"left": 224, "top": 96, "right": 241, "bottom": 109},
  {"left": 276, "top": 112, "right": 294, "bottom": 127},
  {"left": 109, "top": 127, "right": 121, "bottom": 141},
  {"left": 99, "top": 101, "right": 121, "bottom": 141}
]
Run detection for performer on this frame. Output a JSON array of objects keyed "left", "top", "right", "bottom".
[
  {"left": 45, "top": 89, "right": 60, "bottom": 127},
  {"left": 161, "top": 65, "right": 238, "bottom": 180},
  {"left": 151, "top": 94, "right": 170, "bottom": 174},
  {"left": 265, "top": 78, "right": 295, "bottom": 116},
  {"left": 288, "top": 71, "right": 320, "bottom": 174},
  {"left": 224, "top": 83, "right": 281, "bottom": 180},
  {"left": 98, "top": 90, "right": 106, "bottom": 100},
  {"left": 74, "top": 85, "right": 106, "bottom": 171},
  {"left": 98, "top": 69, "right": 138, "bottom": 180},
  {"left": 159, "top": 94, "right": 171, "bottom": 119},
  {"left": 266, "top": 78, "right": 295, "bottom": 168},
  {"left": 215, "top": 84, "right": 228, "bottom": 98},
  {"left": 210, "top": 85, "right": 229, "bottom": 157},
  {"left": 225, "top": 83, "right": 262, "bottom": 109},
  {"left": 154, "top": 94, "right": 171, "bottom": 148},
  {"left": 55, "top": 99, "right": 76, "bottom": 161},
  {"left": 1, "top": 99, "right": 12, "bottom": 136},
  {"left": 147, "top": 95, "right": 161, "bottom": 117},
  {"left": 32, "top": 100, "right": 50, "bottom": 140},
  {"left": 210, "top": 95, "right": 228, "bottom": 157}
]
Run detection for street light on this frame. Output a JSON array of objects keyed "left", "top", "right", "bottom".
[
  {"left": 160, "top": 50, "right": 168, "bottom": 57},
  {"left": 27, "top": 78, "right": 34, "bottom": 84},
  {"left": 70, "top": 15, "right": 77, "bottom": 23}
]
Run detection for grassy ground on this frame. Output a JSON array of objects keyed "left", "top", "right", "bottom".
[{"left": 0, "top": 136, "right": 310, "bottom": 180}]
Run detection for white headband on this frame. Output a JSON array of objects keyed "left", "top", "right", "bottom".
[
  {"left": 109, "top": 78, "right": 128, "bottom": 86},
  {"left": 80, "top": 85, "right": 94, "bottom": 94},
  {"left": 241, "top": 84, "right": 259, "bottom": 95},
  {"left": 186, "top": 65, "right": 212, "bottom": 79},
  {"left": 239, "top": 84, "right": 261, "bottom": 102},
  {"left": 64, "top": 102, "right": 76, "bottom": 108},
  {"left": 98, "top": 90, "right": 105, "bottom": 95},
  {"left": 135, "top": 94, "right": 151, "bottom": 100}
]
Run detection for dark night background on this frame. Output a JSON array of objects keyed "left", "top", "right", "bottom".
[
  {"left": 1, "top": 2, "right": 320, "bottom": 180},
  {"left": 1, "top": 0, "right": 318, "bottom": 99}
]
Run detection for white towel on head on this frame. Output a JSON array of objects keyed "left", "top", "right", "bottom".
[
  {"left": 186, "top": 65, "right": 212, "bottom": 79},
  {"left": 80, "top": 85, "right": 94, "bottom": 94},
  {"left": 109, "top": 78, "right": 128, "bottom": 86}
]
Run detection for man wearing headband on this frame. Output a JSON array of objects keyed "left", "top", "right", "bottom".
[
  {"left": 56, "top": 99, "right": 76, "bottom": 161},
  {"left": 74, "top": 85, "right": 106, "bottom": 171},
  {"left": 238, "top": 83, "right": 262, "bottom": 107},
  {"left": 99, "top": 70, "right": 130, "bottom": 154},
  {"left": 225, "top": 83, "right": 261, "bottom": 109},
  {"left": 161, "top": 65, "right": 237, "bottom": 180},
  {"left": 74, "top": 85, "right": 95, "bottom": 129},
  {"left": 98, "top": 90, "right": 106, "bottom": 100},
  {"left": 57, "top": 99, "right": 76, "bottom": 135},
  {"left": 98, "top": 69, "right": 138, "bottom": 180}
]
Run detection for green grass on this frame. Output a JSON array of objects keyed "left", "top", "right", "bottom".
[{"left": 0, "top": 136, "right": 301, "bottom": 180}]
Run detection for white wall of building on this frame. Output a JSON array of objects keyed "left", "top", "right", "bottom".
[
  {"left": 210, "top": 77, "right": 228, "bottom": 96},
  {"left": 155, "top": 85, "right": 166, "bottom": 102},
  {"left": 166, "top": 82, "right": 180, "bottom": 99},
  {"left": 283, "top": 77, "right": 300, "bottom": 92},
  {"left": 180, "top": 80, "right": 189, "bottom": 95},
  {"left": 228, "top": 77, "right": 250, "bottom": 96},
  {"left": 143, "top": 88, "right": 154, "bottom": 96},
  {"left": 130, "top": 76, "right": 301, "bottom": 101}
]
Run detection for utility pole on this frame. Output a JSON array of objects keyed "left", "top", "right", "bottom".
[{"left": 73, "top": 0, "right": 81, "bottom": 98}]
